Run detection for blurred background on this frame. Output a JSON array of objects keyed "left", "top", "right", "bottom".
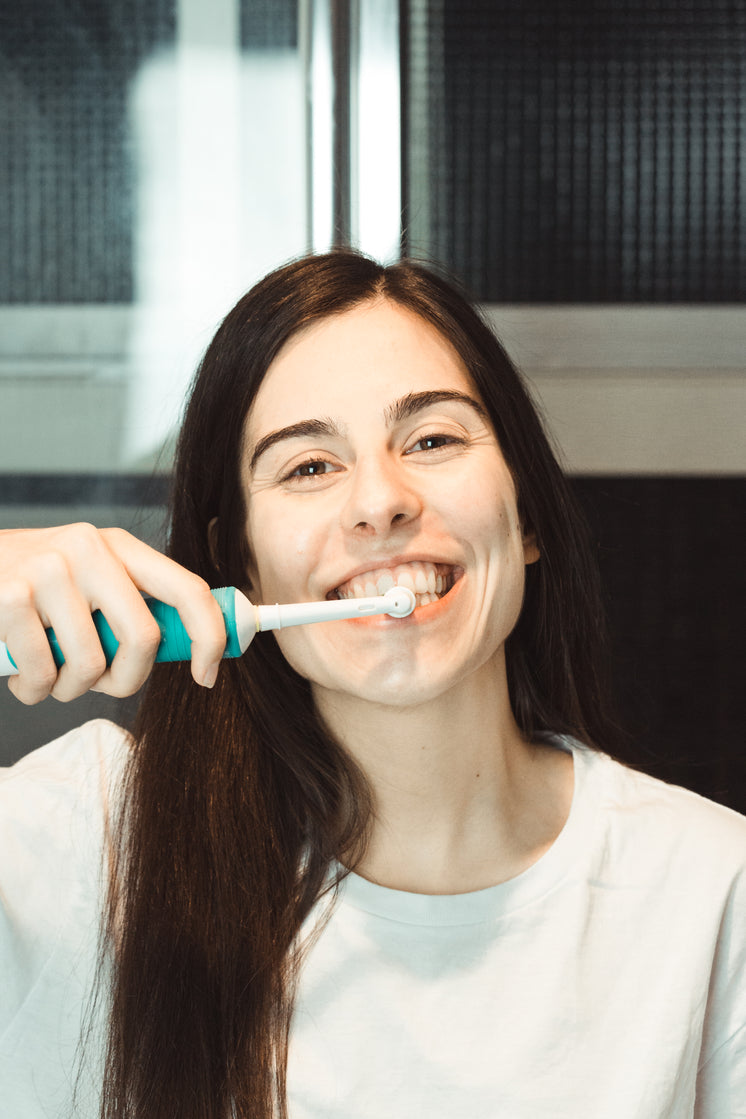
[{"left": 1, "top": 0, "right": 744, "bottom": 808}]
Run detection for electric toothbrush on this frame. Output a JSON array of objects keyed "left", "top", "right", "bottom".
[{"left": 0, "top": 585, "right": 417, "bottom": 677}]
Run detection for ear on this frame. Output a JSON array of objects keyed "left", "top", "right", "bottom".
[{"left": 522, "top": 527, "right": 540, "bottom": 565}]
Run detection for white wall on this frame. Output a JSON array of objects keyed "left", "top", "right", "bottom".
[{"left": 486, "top": 306, "right": 746, "bottom": 474}]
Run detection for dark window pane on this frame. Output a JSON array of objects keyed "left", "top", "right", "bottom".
[
  {"left": 0, "top": 1, "right": 176, "bottom": 303},
  {"left": 404, "top": 0, "right": 746, "bottom": 301},
  {"left": 240, "top": 0, "right": 297, "bottom": 49}
]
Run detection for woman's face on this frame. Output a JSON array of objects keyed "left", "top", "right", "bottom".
[{"left": 241, "top": 298, "right": 538, "bottom": 709}]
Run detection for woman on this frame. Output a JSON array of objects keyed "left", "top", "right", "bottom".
[{"left": 1, "top": 251, "right": 744, "bottom": 1119}]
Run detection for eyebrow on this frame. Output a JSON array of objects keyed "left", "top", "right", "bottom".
[
  {"left": 248, "top": 389, "right": 487, "bottom": 472},
  {"left": 384, "top": 390, "right": 487, "bottom": 426},
  {"left": 249, "top": 418, "right": 341, "bottom": 472}
]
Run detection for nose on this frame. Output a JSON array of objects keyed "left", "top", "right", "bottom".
[{"left": 341, "top": 454, "right": 422, "bottom": 537}]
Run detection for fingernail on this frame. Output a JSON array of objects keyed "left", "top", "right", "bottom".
[{"left": 200, "top": 663, "right": 219, "bottom": 689}]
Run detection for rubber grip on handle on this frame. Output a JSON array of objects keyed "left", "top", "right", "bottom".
[
  {"left": 149, "top": 588, "right": 241, "bottom": 661},
  {"left": 12, "top": 587, "right": 242, "bottom": 671}
]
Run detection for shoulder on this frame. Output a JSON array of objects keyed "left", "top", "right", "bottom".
[
  {"left": 0, "top": 717, "right": 131, "bottom": 841},
  {"left": 567, "top": 739, "right": 746, "bottom": 892},
  {"left": 0, "top": 716, "right": 131, "bottom": 785},
  {"left": 0, "top": 720, "right": 130, "bottom": 1070},
  {"left": 566, "top": 742, "right": 746, "bottom": 1073},
  {"left": 0, "top": 718, "right": 132, "bottom": 935},
  {"left": 585, "top": 743, "right": 746, "bottom": 841}
]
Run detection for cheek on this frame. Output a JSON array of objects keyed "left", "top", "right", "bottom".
[
  {"left": 270, "top": 628, "right": 324, "bottom": 685},
  {"left": 463, "top": 481, "right": 522, "bottom": 555},
  {"left": 245, "top": 504, "right": 325, "bottom": 602},
  {"left": 470, "top": 490, "right": 529, "bottom": 627}
]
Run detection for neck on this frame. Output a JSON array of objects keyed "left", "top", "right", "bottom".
[{"left": 313, "top": 653, "right": 574, "bottom": 895}]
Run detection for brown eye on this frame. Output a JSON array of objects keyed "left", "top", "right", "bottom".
[
  {"left": 407, "top": 433, "right": 465, "bottom": 454},
  {"left": 295, "top": 460, "right": 331, "bottom": 476},
  {"left": 280, "top": 457, "right": 343, "bottom": 484}
]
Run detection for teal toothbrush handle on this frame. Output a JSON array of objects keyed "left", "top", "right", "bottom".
[{"left": 13, "top": 587, "right": 243, "bottom": 671}]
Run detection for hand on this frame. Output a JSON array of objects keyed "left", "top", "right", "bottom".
[{"left": 0, "top": 524, "right": 226, "bottom": 704}]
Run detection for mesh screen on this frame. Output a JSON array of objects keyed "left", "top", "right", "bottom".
[
  {"left": 406, "top": 0, "right": 746, "bottom": 301},
  {"left": 240, "top": 0, "right": 297, "bottom": 49},
  {"left": 0, "top": 1, "right": 299, "bottom": 304},
  {"left": 0, "top": 0, "right": 176, "bottom": 303}
]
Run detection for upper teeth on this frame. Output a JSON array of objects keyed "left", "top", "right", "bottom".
[{"left": 335, "top": 561, "right": 452, "bottom": 602}]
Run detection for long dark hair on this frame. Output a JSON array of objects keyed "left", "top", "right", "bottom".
[{"left": 100, "top": 251, "right": 620, "bottom": 1118}]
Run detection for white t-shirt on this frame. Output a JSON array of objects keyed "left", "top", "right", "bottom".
[{"left": 1, "top": 720, "right": 745, "bottom": 1118}]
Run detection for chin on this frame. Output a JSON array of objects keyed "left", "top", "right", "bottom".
[{"left": 319, "top": 662, "right": 467, "bottom": 710}]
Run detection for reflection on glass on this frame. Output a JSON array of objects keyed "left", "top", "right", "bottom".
[{"left": 0, "top": 0, "right": 307, "bottom": 478}]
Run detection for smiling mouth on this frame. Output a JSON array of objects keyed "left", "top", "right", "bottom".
[{"left": 330, "top": 561, "right": 460, "bottom": 608}]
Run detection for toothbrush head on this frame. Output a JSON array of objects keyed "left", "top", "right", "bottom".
[{"left": 382, "top": 586, "right": 417, "bottom": 618}]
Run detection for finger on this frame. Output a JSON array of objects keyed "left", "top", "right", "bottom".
[
  {"left": 20, "top": 526, "right": 163, "bottom": 699},
  {"left": 24, "top": 525, "right": 219, "bottom": 694},
  {"left": 48, "top": 588, "right": 160, "bottom": 702},
  {"left": 0, "top": 575, "right": 60, "bottom": 703},
  {"left": 54, "top": 562, "right": 164, "bottom": 700},
  {"left": 46, "top": 591, "right": 110, "bottom": 702},
  {"left": 9, "top": 576, "right": 134, "bottom": 704},
  {"left": 5, "top": 618, "right": 60, "bottom": 705},
  {"left": 99, "top": 529, "right": 227, "bottom": 687},
  {"left": 0, "top": 524, "right": 204, "bottom": 702}
]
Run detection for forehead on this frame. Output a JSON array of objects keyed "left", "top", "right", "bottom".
[{"left": 246, "top": 298, "right": 476, "bottom": 434}]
